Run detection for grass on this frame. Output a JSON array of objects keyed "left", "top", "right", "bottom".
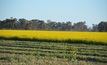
[{"left": 0, "top": 40, "right": 107, "bottom": 65}]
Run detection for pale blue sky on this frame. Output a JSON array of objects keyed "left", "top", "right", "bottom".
[{"left": 0, "top": 0, "right": 107, "bottom": 26}]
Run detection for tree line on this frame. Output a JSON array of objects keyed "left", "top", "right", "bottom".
[{"left": 0, "top": 17, "right": 107, "bottom": 32}]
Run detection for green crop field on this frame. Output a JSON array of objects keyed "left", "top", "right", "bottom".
[{"left": 0, "top": 40, "right": 107, "bottom": 65}]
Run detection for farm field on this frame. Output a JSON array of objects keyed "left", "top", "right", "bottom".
[
  {"left": 0, "top": 30, "right": 107, "bottom": 44},
  {"left": 0, "top": 30, "right": 107, "bottom": 65},
  {"left": 0, "top": 40, "right": 107, "bottom": 65}
]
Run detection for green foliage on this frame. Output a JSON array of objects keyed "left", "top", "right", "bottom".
[
  {"left": 63, "top": 44, "right": 67, "bottom": 59},
  {"left": 69, "top": 47, "right": 77, "bottom": 61},
  {"left": 35, "top": 52, "right": 41, "bottom": 60}
]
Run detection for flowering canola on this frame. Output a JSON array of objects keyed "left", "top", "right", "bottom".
[{"left": 0, "top": 30, "right": 107, "bottom": 44}]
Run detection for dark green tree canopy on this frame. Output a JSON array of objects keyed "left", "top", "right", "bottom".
[{"left": 0, "top": 17, "right": 107, "bottom": 32}]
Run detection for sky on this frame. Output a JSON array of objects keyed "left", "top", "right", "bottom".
[{"left": 0, "top": 0, "right": 107, "bottom": 27}]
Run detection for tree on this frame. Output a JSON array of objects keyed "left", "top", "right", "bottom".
[
  {"left": 10, "top": 18, "right": 17, "bottom": 29},
  {"left": 1, "top": 17, "right": 106, "bottom": 32},
  {"left": 65, "top": 21, "right": 72, "bottom": 31},
  {"left": 30, "top": 19, "right": 38, "bottom": 30},
  {"left": 19, "top": 18, "right": 28, "bottom": 29},
  {"left": 92, "top": 24, "right": 98, "bottom": 32},
  {"left": 98, "top": 21, "right": 107, "bottom": 32},
  {"left": 37, "top": 20, "right": 45, "bottom": 30},
  {"left": 72, "top": 21, "right": 87, "bottom": 31},
  {"left": 47, "top": 20, "right": 57, "bottom": 30},
  {"left": 0, "top": 17, "right": 17, "bottom": 29}
]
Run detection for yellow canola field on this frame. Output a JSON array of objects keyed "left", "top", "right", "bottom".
[{"left": 0, "top": 30, "right": 107, "bottom": 44}]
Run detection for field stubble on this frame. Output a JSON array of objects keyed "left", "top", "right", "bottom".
[{"left": 0, "top": 40, "right": 107, "bottom": 65}]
